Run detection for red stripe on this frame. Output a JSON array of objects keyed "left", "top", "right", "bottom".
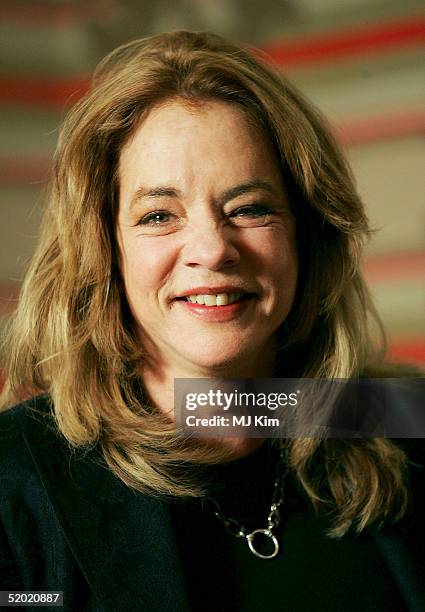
[
  {"left": 0, "top": 157, "right": 51, "bottom": 186},
  {"left": 0, "top": 3, "right": 110, "bottom": 27},
  {"left": 0, "top": 76, "right": 89, "bottom": 108},
  {"left": 261, "top": 16, "right": 425, "bottom": 67},
  {"left": 337, "top": 109, "right": 425, "bottom": 147},
  {"left": 389, "top": 340, "right": 425, "bottom": 364},
  {"left": 2, "top": 6, "right": 424, "bottom": 59},
  {"left": 0, "top": 16, "right": 424, "bottom": 107},
  {"left": 364, "top": 251, "right": 425, "bottom": 283}
]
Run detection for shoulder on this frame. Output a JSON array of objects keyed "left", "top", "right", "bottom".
[
  {"left": 0, "top": 396, "right": 77, "bottom": 503},
  {"left": 0, "top": 395, "right": 117, "bottom": 513},
  {"left": 0, "top": 395, "right": 58, "bottom": 462},
  {"left": 0, "top": 394, "right": 54, "bottom": 429}
]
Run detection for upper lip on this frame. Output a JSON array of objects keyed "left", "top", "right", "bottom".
[{"left": 175, "top": 285, "right": 255, "bottom": 298}]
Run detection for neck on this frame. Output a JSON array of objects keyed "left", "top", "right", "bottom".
[
  {"left": 141, "top": 346, "right": 276, "bottom": 415},
  {"left": 139, "top": 347, "right": 276, "bottom": 461}
]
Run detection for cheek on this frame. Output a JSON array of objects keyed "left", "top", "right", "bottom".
[
  {"left": 252, "top": 227, "right": 298, "bottom": 281},
  {"left": 121, "top": 239, "right": 177, "bottom": 297}
]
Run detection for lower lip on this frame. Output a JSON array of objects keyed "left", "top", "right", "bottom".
[{"left": 175, "top": 297, "right": 254, "bottom": 322}]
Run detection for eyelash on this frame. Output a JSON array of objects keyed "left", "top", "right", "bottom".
[{"left": 137, "top": 204, "right": 273, "bottom": 226}]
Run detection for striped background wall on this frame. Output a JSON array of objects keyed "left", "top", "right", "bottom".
[{"left": 1, "top": 1, "right": 424, "bottom": 368}]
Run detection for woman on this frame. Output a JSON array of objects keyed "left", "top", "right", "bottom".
[{"left": 0, "top": 30, "right": 423, "bottom": 611}]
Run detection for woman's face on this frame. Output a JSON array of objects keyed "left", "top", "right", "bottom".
[{"left": 116, "top": 99, "right": 298, "bottom": 376}]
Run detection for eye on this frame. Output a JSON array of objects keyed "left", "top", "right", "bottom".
[
  {"left": 230, "top": 204, "right": 272, "bottom": 218},
  {"left": 228, "top": 204, "right": 273, "bottom": 226},
  {"left": 135, "top": 209, "right": 182, "bottom": 235},
  {"left": 138, "top": 210, "right": 174, "bottom": 225}
]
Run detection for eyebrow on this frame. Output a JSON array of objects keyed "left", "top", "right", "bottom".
[{"left": 129, "top": 180, "right": 278, "bottom": 211}]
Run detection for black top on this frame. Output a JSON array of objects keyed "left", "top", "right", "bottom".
[
  {"left": 1, "top": 397, "right": 424, "bottom": 611},
  {"left": 172, "top": 441, "right": 409, "bottom": 612}
]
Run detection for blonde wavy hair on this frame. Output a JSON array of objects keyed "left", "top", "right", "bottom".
[{"left": 1, "top": 30, "right": 410, "bottom": 536}]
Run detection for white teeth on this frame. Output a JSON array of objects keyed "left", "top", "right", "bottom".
[{"left": 184, "top": 292, "right": 243, "bottom": 306}]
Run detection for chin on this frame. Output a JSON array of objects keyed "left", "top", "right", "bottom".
[{"left": 175, "top": 332, "right": 274, "bottom": 375}]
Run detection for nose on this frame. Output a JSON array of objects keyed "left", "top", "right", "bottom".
[{"left": 181, "top": 219, "right": 240, "bottom": 271}]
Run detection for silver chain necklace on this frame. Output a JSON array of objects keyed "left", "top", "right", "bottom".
[{"left": 208, "top": 445, "right": 287, "bottom": 560}]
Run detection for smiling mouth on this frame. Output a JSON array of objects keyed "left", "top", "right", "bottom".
[{"left": 175, "top": 292, "right": 254, "bottom": 307}]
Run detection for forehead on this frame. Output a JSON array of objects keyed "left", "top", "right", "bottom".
[{"left": 118, "top": 98, "right": 282, "bottom": 186}]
